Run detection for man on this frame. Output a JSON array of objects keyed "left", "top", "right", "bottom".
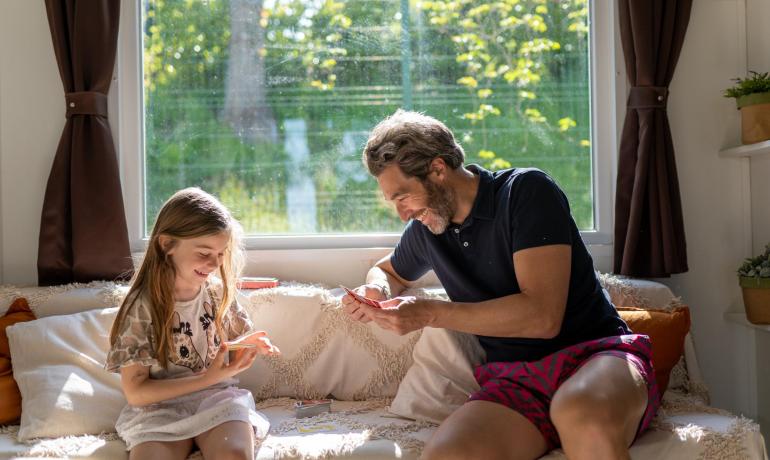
[{"left": 342, "top": 110, "right": 659, "bottom": 460}]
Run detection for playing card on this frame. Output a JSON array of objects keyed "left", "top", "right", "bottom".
[
  {"left": 225, "top": 342, "right": 258, "bottom": 350},
  {"left": 294, "top": 399, "right": 332, "bottom": 418},
  {"left": 226, "top": 332, "right": 261, "bottom": 350},
  {"left": 340, "top": 285, "right": 383, "bottom": 308},
  {"left": 237, "top": 277, "right": 279, "bottom": 289}
]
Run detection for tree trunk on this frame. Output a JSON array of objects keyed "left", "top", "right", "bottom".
[{"left": 224, "top": 0, "right": 277, "bottom": 144}]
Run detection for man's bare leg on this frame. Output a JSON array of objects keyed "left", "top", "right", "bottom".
[
  {"left": 422, "top": 400, "right": 549, "bottom": 460},
  {"left": 550, "top": 355, "right": 648, "bottom": 460}
]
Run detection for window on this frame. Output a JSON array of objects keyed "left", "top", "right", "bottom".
[{"left": 119, "top": 0, "right": 619, "bottom": 250}]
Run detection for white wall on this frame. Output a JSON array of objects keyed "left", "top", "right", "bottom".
[
  {"left": 0, "top": 1, "right": 63, "bottom": 285},
  {"left": 0, "top": 0, "right": 766, "bottom": 423},
  {"left": 659, "top": 0, "right": 756, "bottom": 419}
]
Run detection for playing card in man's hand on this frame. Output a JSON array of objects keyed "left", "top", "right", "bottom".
[{"left": 340, "top": 285, "right": 383, "bottom": 308}]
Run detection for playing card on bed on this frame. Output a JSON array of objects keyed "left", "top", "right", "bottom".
[
  {"left": 294, "top": 399, "right": 332, "bottom": 418},
  {"left": 340, "top": 285, "right": 383, "bottom": 308}
]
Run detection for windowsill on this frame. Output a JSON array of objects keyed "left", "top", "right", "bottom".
[
  {"left": 718, "top": 139, "right": 770, "bottom": 158},
  {"left": 133, "top": 242, "right": 614, "bottom": 289},
  {"left": 724, "top": 311, "right": 770, "bottom": 332}
]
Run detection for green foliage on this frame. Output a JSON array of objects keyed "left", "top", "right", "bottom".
[
  {"left": 724, "top": 71, "right": 770, "bottom": 99},
  {"left": 142, "top": 0, "right": 594, "bottom": 234},
  {"left": 738, "top": 244, "right": 770, "bottom": 278}
]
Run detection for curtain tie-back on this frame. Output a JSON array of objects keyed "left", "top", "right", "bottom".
[
  {"left": 628, "top": 86, "right": 668, "bottom": 109},
  {"left": 65, "top": 91, "right": 108, "bottom": 118}
]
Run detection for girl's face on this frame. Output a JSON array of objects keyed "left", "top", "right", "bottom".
[{"left": 163, "top": 231, "right": 230, "bottom": 300}]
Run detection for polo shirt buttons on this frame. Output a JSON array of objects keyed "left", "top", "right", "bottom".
[
  {"left": 454, "top": 228, "right": 460, "bottom": 233},
  {"left": 463, "top": 242, "right": 469, "bottom": 247}
]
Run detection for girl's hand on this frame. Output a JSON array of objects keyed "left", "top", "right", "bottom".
[
  {"left": 205, "top": 343, "right": 258, "bottom": 384},
  {"left": 227, "top": 330, "right": 281, "bottom": 355}
]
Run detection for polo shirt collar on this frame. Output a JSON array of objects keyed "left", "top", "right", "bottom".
[{"left": 466, "top": 164, "right": 495, "bottom": 221}]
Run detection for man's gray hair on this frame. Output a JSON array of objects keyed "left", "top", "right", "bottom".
[{"left": 362, "top": 109, "right": 465, "bottom": 179}]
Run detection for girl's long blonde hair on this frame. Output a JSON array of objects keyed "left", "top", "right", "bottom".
[{"left": 109, "top": 187, "right": 244, "bottom": 368}]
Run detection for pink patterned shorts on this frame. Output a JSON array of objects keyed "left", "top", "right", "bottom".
[{"left": 468, "top": 334, "right": 660, "bottom": 450}]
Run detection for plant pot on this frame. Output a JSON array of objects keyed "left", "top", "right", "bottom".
[
  {"left": 739, "top": 276, "right": 770, "bottom": 324},
  {"left": 737, "top": 92, "right": 770, "bottom": 144}
]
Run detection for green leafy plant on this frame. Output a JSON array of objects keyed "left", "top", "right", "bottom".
[
  {"left": 738, "top": 244, "right": 770, "bottom": 278},
  {"left": 724, "top": 71, "right": 770, "bottom": 99}
]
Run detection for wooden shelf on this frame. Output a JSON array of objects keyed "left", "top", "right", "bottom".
[
  {"left": 719, "top": 140, "right": 770, "bottom": 158},
  {"left": 724, "top": 311, "right": 770, "bottom": 332}
]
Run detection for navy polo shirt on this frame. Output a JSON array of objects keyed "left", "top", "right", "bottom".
[{"left": 391, "top": 165, "right": 629, "bottom": 363}]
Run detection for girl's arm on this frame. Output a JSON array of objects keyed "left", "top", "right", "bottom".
[{"left": 119, "top": 344, "right": 257, "bottom": 407}]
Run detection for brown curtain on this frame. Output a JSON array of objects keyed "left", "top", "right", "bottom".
[
  {"left": 39, "top": 0, "right": 133, "bottom": 285},
  {"left": 614, "top": 0, "right": 692, "bottom": 277}
]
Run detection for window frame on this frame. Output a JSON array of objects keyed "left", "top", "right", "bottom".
[{"left": 116, "top": 0, "right": 623, "bottom": 260}]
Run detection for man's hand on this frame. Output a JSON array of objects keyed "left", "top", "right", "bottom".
[
  {"left": 354, "top": 296, "right": 436, "bottom": 335},
  {"left": 341, "top": 284, "right": 389, "bottom": 323}
]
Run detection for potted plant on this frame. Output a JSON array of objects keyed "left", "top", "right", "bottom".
[
  {"left": 724, "top": 71, "right": 770, "bottom": 145},
  {"left": 738, "top": 243, "right": 770, "bottom": 324}
]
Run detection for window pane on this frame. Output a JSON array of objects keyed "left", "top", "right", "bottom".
[{"left": 143, "top": 0, "right": 591, "bottom": 235}]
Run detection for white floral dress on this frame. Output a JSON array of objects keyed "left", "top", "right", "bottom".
[{"left": 105, "top": 282, "right": 269, "bottom": 450}]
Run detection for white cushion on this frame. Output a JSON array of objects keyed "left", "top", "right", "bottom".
[
  {"left": 389, "top": 327, "right": 485, "bottom": 423},
  {"left": 6, "top": 307, "right": 125, "bottom": 440},
  {"left": 236, "top": 284, "right": 420, "bottom": 400},
  {"left": 0, "top": 282, "right": 128, "bottom": 318},
  {"left": 597, "top": 273, "right": 679, "bottom": 310}
]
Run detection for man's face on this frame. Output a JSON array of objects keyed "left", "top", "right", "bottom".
[{"left": 377, "top": 164, "right": 456, "bottom": 235}]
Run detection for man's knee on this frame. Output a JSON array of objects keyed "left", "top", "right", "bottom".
[
  {"left": 421, "top": 438, "right": 467, "bottom": 460},
  {"left": 422, "top": 437, "right": 507, "bottom": 460},
  {"left": 550, "top": 386, "right": 626, "bottom": 438}
]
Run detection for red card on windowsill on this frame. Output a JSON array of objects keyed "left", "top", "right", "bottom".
[
  {"left": 340, "top": 285, "right": 383, "bottom": 308},
  {"left": 237, "top": 277, "right": 279, "bottom": 289}
]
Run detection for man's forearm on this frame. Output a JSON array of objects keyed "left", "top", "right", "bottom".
[{"left": 428, "top": 293, "right": 563, "bottom": 339}]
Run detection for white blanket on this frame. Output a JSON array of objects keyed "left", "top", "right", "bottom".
[{"left": 0, "top": 391, "right": 766, "bottom": 460}]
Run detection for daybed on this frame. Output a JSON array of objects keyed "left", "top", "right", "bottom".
[{"left": 0, "top": 276, "right": 765, "bottom": 459}]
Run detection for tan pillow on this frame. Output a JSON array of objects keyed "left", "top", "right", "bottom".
[
  {"left": 617, "top": 306, "right": 691, "bottom": 394},
  {"left": 389, "top": 327, "right": 485, "bottom": 423},
  {"left": 0, "top": 298, "right": 36, "bottom": 425}
]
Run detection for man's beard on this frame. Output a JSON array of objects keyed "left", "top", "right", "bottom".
[{"left": 419, "top": 180, "right": 457, "bottom": 235}]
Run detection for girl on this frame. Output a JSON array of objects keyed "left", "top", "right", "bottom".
[{"left": 106, "top": 187, "right": 279, "bottom": 460}]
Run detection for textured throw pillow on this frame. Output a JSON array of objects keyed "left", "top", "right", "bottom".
[
  {"left": 6, "top": 307, "right": 125, "bottom": 440},
  {"left": 389, "top": 327, "right": 485, "bottom": 423},
  {"left": 617, "top": 306, "right": 691, "bottom": 394},
  {"left": 15, "top": 282, "right": 129, "bottom": 318},
  {"left": 236, "top": 284, "right": 421, "bottom": 400},
  {"left": 598, "top": 273, "right": 679, "bottom": 310},
  {"left": 0, "top": 298, "right": 36, "bottom": 424}
]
